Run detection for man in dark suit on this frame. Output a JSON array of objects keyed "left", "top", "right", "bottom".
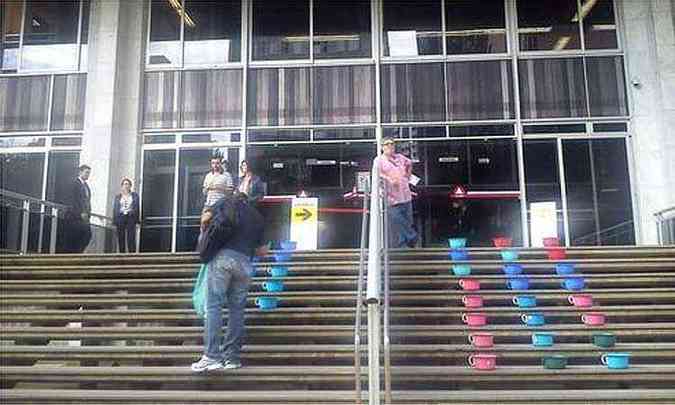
[{"left": 65, "top": 164, "right": 93, "bottom": 253}]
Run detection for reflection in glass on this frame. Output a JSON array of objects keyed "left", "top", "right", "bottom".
[
  {"left": 184, "top": 0, "right": 241, "bottom": 65},
  {"left": 449, "top": 124, "right": 514, "bottom": 137},
  {"left": 382, "top": 0, "right": 442, "bottom": 56},
  {"left": 446, "top": 60, "right": 514, "bottom": 120},
  {"left": 51, "top": 74, "right": 87, "bottom": 130},
  {"left": 182, "top": 131, "right": 241, "bottom": 143},
  {"left": 247, "top": 67, "right": 311, "bottom": 126},
  {"left": 563, "top": 139, "right": 634, "bottom": 246},
  {"left": 313, "top": 0, "right": 371, "bottom": 59},
  {"left": 313, "top": 65, "right": 375, "bottom": 124},
  {"left": 313, "top": 128, "right": 375, "bottom": 141},
  {"left": 149, "top": 0, "right": 181, "bottom": 65},
  {"left": 0, "top": 153, "right": 45, "bottom": 253},
  {"left": 381, "top": 63, "right": 446, "bottom": 122},
  {"left": 583, "top": 0, "right": 617, "bottom": 50},
  {"left": 141, "top": 150, "right": 175, "bottom": 252},
  {"left": 0, "top": 75, "right": 50, "bottom": 131},
  {"left": 143, "top": 71, "right": 179, "bottom": 129},
  {"left": 384, "top": 126, "right": 446, "bottom": 140},
  {"left": 0, "top": 136, "right": 45, "bottom": 148},
  {"left": 519, "top": 58, "right": 587, "bottom": 118},
  {"left": 517, "top": 0, "right": 580, "bottom": 51},
  {"left": 21, "top": 0, "right": 79, "bottom": 71},
  {"left": 252, "top": 0, "right": 309, "bottom": 61},
  {"left": 247, "top": 129, "right": 310, "bottom": 143},
  {"left": 176, "top": 148, "right": 239, "bottom": 251},
  {"left": 586, "top": 56, "right": 628, "bottom": 117},
  {"left": 182, "top": 69, "right": 243, "bottom": 128},
  {"left": 80, "top": 0, "right": 89, "bottom": 69},
  {"left": 1, "top": 0, "right": 22, "bottom": 71},
  {"left": 524, "top": 140, "right": 565, "bottom": 245},
  {"left": 445, "top": 0, "right": 506, "bottom": 54}
]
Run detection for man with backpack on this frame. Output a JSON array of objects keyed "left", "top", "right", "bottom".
[{"left": 191, "top": 192, "right": 267, "bottom": 372}]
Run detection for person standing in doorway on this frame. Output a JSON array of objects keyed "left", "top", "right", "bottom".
[
  {"left": 202, "top": 156, "right": 233, "bottom": 209},
  {"left": 237, "top": 160, "right": 265, "bottom": 205},
  {"left": 112, "top": 177, "right": 140, "bottom": 253},
  {"left": 66, "top": 164, "right": 93, "bottom": 253},
  {"left": 377, "top": 138, "right": 418, "bottom": 248}
]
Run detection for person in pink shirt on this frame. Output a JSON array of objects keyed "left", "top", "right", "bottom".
[{"left": 377, "top": 138, "right": 418, "bottom": 248}]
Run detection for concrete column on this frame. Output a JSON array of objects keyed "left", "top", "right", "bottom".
[
  {"left": 621, "top": 0, "right": 675, "bottom": 243},
  {"left": 80, "top": 0, "right": 146, "bottom": 220}
]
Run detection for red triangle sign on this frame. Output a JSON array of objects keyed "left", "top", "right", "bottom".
[{"left": 452, "top": 185, "right": 467, "bottom": 197}]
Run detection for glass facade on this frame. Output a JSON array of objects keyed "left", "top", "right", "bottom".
[{"left": 2, "top": 0, "right": 637, "bottom": 252}]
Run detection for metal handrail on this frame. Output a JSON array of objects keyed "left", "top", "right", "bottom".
[
  {"left": 655, "top": 206, "right": 675, "bottom": 219},
  {"left": 381, "top": 180, "right": 392, "bottom": 404},
  {"left": 655, "top": 206, "right": 675, "bottom": 246},
  {"left": 353, "top": 185, "right": 370, "bottom": 404},
  {"left": 0, "top": 188, "right": 68, "bottom": 211},
  {"left": 573, "top": 220, "right": 634, "bottom": 245}
]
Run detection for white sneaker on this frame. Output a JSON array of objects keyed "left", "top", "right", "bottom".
[
  {"left": 191, "top": 355, "right": 223, "bottom": 372},
  {"left": 223, "top": 360, "right": 242, "bottom": 370}
]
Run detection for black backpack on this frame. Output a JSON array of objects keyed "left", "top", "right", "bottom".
[{"left": 197, "top": 197, "right": 239, "bottom": 263}]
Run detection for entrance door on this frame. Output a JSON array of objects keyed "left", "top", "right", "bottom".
[{"left": 398, "top": 139, "right": 522, "bottom": 247}]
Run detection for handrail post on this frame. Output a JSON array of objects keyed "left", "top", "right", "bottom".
[
  {"left": 353, "top": 187, "right": 370, "bottom": 405},
  {"left": 381, "top": 182, "right": 392, "bottom": 405},
  {"left": 366, "top": 163, "right": 383, "bottom": 405},
  {"left": 20, "top": 199, "right": 30, "bottom": 254},
  {"left": 50, "top": 208, "right": 59, "bottom": 254}
]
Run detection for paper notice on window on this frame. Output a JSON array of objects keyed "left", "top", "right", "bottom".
[
  {"left": 408, "top": 174, "right": 421, "bottom": 186},
  {"left": 387, "top": 31, "right": 419, "bottom": 56}
]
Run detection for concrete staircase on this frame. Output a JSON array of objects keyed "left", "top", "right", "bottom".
[{"left": 2, "top": 246, "right": 675, "bottom": 403}]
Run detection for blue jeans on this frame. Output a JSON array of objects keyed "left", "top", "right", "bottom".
[
  {"left": 204, "top": 249, "right": 252, "bottom": 363},
  {"left": 388, "top": 201, "right": 417, "bottom": 248}
]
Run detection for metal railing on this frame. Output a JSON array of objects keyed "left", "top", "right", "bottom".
[
  {"left": 572, "top": 220, "right": 634, "bottom": 246},
  {"left": 380, "top": 179, "right": 392, "bottom": 404},
  {"left": 655, "top": 206, "right": 675, "bottom": 245},
  {"left": 353, "top": 183, "right": 370, "bottom": 404},
  {"left": 0, "top": 188, "right": 120, "bottom": 254}
]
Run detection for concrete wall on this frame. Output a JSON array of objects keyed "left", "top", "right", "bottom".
[
  {"left": 621, "top": 0, "right": 675, "bottom": 244},
  {"left": 81, "top": 0, "right": 146, "bottom": 220}
]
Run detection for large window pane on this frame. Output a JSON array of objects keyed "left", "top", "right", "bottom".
[
  {"left": 563, "top": 139, "right": 634, "bottom": 246},
  {"left": 182, "top": 69, "right": 242, "bottom": 128},
  {"left": 80, "top": 0, "right": 89, "bottom": 69},
  {"left": 45, "top": 150, "right": 79, "bottom": 253},
  {"left": 247, "top": 67, "right": 311, "bottom": 126},
  {"left": 148, "top": 0, "right": 181, "bottom": 66},
  {"left": 446, "top": 60, "right": 513, "bottom": 120},
  {"left": 143, "top": 71, "right": 179, "bottom": 129},
  {"left": 51, "top": 74, "right": 86, "bottom": 130},
  {"left": 383, "top": 0, "right": 442, "bottom": 56},
  {"left": 313, "top": 0, "right": 371, "bottom": 59},
  {"left": 381, "top": 63, "right": 446, "bottom": 122},
  {"left": 1, "top": 0, "right": 21, "bottom": 71},
  {"left": 583, "top": 0, "right": 618, "bottom": 50},
  {"left": 184, "top": 0, "right": 241, "bottom": 65},
  {"left": 141, "top": 150, "right": 175, "bottom": 252},
  {"left": 176, "top": 147, "right": 238, "bottom": 252},
  {"left": 0, "top": 152, "right": 45, "bottom": 253},
  {"left": 445, "top": 0, "right": 506, "bottom": 54},
  {"left": 313, "top": 65, "right": 375, "bottom": 124},
  {"left": 22, "top": 0, "right": 79, "bottom": 71},
  {"left": 586, "top": 56, "right": 628, "bottom": 117},
  {"left": 518, "top": 58, "right": 587, "bottom": 119},
  {"left": 517, "top": 0, "right": 580, "bottom": 51},
  {"left": 0, "top": 75, "right": 50, "bottom": 131},
  {"left": 252, "top": 0, "right": 309, "bottom": 61}
]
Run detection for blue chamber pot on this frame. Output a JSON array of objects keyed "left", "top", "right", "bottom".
[
  {"left": 503, "top": 264, "right": 523, "bottom": 276},
  {"left": 500, "top": 249, "right": 519, "bottom": 262},
  {"left": 262, "top": 279, "right": 284, "bottom": 292},
  {"left": 555, "top": 263, "right": 576, "bottom": 276},
  {"left": 255, "top": 296, "right": 279, "bottom": 311},
  {"left": 280, "top": 240, "right": 297, "bottom": 251},
  {"left": 601, "top": 353, "right": 631, "bottom": 369},
  {"left": 449, "top": 249, "right": 469, "bottom": 261},
  {"left": 267, "top": 266, "right": 289, "bottom": 278},
  {"left": 561, "top": 277, "right": 585, "bottom": 291},
  {"left": 507, "top": 276, "right": 530, "bottom": 290},
  {"left": 448, "top": 238, "right": 467, "bottom": 249},
  {"left": 521, "top": 313, "right": 546, "bottom": 327},
  {"left": 532, "top": 332, "right": 554, "bottom": 347},
  {"left": 452, "top": 264, "right": 472, "bottom": 276},
  {"left": 512, "top": 295, "right": 537, "bottom": 308}
]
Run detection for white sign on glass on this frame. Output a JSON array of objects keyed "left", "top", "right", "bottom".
[
  {"left": 290, "top": 198, "right": 318, "bottom": 250},
  {"left": 387, "top": 31, "right": 419, "bottom": 56},
  {"left": 530, "top": 201, "right": 558, "bottom": 247}
]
